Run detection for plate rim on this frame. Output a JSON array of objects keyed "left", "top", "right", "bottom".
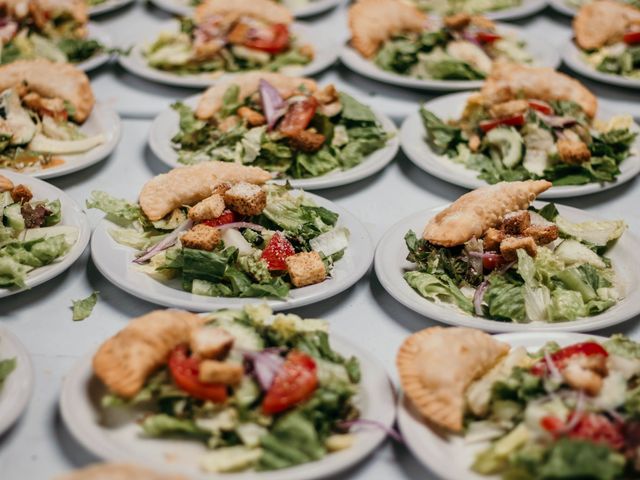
[
  {"left": 0, "top": 327, "right": 34, "bottom": 436},
  {"left": 89, "top": 0, "right": 135, "bottom": 16}
]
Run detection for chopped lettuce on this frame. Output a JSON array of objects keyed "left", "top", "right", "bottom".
[
  {"left": 71, "top": 291, "right": 99, "bottom": 321},
  {"left": 404, "top": 270, "right": 473, "bottom": 313},
  {"left": 86, "top": 191, "right": 146, "bottom": 227},
  {"left": 555, "top": 216, "right": 626, "bottom": 247},
  {"left": 0, "top": 356, "right": 16, "bottom": 390}
]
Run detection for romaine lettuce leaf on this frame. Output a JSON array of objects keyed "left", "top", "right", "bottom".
[
  {"left": 141, "top": 413, "right": 209, "bottom": 438},
  {"left": 0, "top": 356, "right": 16, "bottom": 390},
  {"left": 0, "top": 256, "right": 32, "bottom": 287},
  {"left": 71, "top": 291, "right": 99, "bottom": 321},
  {"left": 555, "top": 216, "right": 626, "bottom": 247},
  {"left": 404, "top": 270, "right": 473, "bottom": 313},
  {"left": 86, "top": 191, "right": 146, "bottom": 227}
]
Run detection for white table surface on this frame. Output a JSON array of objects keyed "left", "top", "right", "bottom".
[{"left": 1, "top": 2, "right": 639, "bottom": 479}]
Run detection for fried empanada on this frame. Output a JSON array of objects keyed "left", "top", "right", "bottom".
[
  {"left": 93, "top": 310, "right": 205, "bottom": 398},
  {"left": 194, "top": 0, "right": 292, "bottom": 26},
  {"left": 0, "top": 60, "right": 94, "bottom": 122},
  {"left": 195, "top": 72, "right": 317, "bottom": 120},
  {"left": 397, "top": 327, "right": 509, "bottom": 432},
  {"left": 423, "top": 180, "right": 551, "bottom": 247},
  {"left": 574, "top": 0, "right": 640, "bottom": 50},
  {"left": 481, "top": 63, "right": 597, "bottom": 118},
  {"left": 348, "top": 0, "right": 427, "bottom": 58},
  {"left": 31, "top": 0, "right": 87, "bottom": 30},
  {"left": 54, "top": 463, "right": 188, "bottom": 480},
  {"left": 138, "top": 162, "right": 271, "bottom": 221}
]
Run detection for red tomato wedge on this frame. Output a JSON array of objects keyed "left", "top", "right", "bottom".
[
  {"left": 244, "top": 24, "right": 290, "bottom": 53},
  {"left": 202, "top": 209, "right": 237, "bottom": 227},
  {"left": 475, "top": 31, "right": 502, "bottom": 43},
  {"left": 540, "top": 415, "right": 565, "bottom": 433},
  {"left": 278, "top": 97, "right": 319, "bottom": 136},
  {"left": 624, "top": 31, "right": 640, "bottom": 45},
  {"left": 478, "top": 114, "right": 525, "bottom": 133},
  {"left": 482, "top": 253, "right": 505, "bottom": 272},
  {"left": 530, "top": 342, "right": 608, "bottom": 376},
  {"left": 262, "top": 351, "right": 318, "bottom": 414},
  {"left": 260, "top": 232, "right": 296, "bottom": 270},
  {"left": 168, "top": 345, "right": 228, "bottom": 403},
  {"left": 528, "top": 100, "right": 554, "bottom": 116},
  {"left": 541, "top": 413, "right": 625, "bottom": 451}
]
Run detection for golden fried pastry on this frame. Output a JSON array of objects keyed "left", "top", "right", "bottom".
[
  {"left": 31, "top": 0, "right": 87, "bottom": 30},
  {"left": 397, "top": 327, "right": 509, "bottom": 432},
  {"left": 93, "top": 310, "right": 205, "bottom": 398},
  {"left": 0, "top": 60, "right": 94, "bottom": 122},
  {"left": 481, "top": 63, "right": 598, "bottom": 118},
  {"left": 423, "top": 180, "right": 551, "bottom": 247},
  {"left": 54, "top": 463, "right": 189, "bottom": 480},
  {"left": 194, "top": 0, "right": 292, "bottom": 26},
  {"left": 574, "top": 0, "right": 640, "bottom": 50},
  {"left": 348, "top": 0, "right": 427, "bottom": 58},
  {"left": 195, "top": 72, "right": 317, "bottom": 120}
]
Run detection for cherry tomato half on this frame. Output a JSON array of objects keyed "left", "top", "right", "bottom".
[
  {"left": 262, "top": 351, "right": 318, "bottom": 414},
  {"left": 479, "top": 114, "right": 525, "bottom": 133},
  {"left": 202, "top": 209, "right": 237, "bottom": 227},
  {"left": 528, "top": 99, "right": 554, "bottom": 116},
  {"left": 623, "top": 31, "right": 640, "bottom": 45},
  {"left": 260, "top": 232, "right": 296, "bottom": 271},
  {"left": 278, "top": 97, "right": 319, "bottom": 137},
  {"left": 244, "top": 24, "right": 290, "bottom": 54},
  {"left": 475, "top": 31, "right": 502, "bottom": 43},
  {"left": 168, "top": 345, "right": 228, "bottom": 403},
  {"left": 530, "top": 342, "right": 608, "bottom": 376}
]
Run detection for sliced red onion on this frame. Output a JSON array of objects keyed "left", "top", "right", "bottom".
[
  {"left": 473, "top": 280, "right": 489, "bottom": 316},
  {"left": 243, "top": 349, "right": 285, "bottom": 391},
  {"left": 259, "top": 79, "right": 287, "bottom": 131},
  {"left": 535, "top": 111, "right": 577, "bottom": 129},
  {"left": 461, "top": 32, "right": 482, "bottom": 47},
  {"left": 133, "top": 219, "right": 193, "bottom": 264},
  {"left": 216, "top": 222, "right": 265, "bottom": 232},
  {"left": 607, "top": 409, "right": 626, "bottom": 425},
  {"left": 544, "top": 350, "right": 563, "bottom": 384},
  {"left": 497, "top": 260, "right": 516, "bottom": 274},
  {"left": 558, "top": 391, "right": 585, "bottom": 435},
  {"left": 338, "top": 419, "right": 404, "bottom": 443}
]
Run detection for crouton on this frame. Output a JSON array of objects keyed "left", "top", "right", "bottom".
[
  {"left": 501, "top": 210, "right": 531, "bottom": 235},
  {"left": 188, "top": 194, "right": 226, "bottom": 222},
  {"left": 469, "top": 134, "right": 481, "bottom": 152},
  {"left": 299, "top": 44, "right": 314, "bottom": 60},
  {"left": 286, "top": 251, "right": 327, "bottom": 288},
  {"left": 237, "top": 106, "right": 266, "bottom": 127},
  {"left": 500, "top": 236, "right": 537, "bottom": 261},
  {"left": 223, "top": 182, "right": 267, "bottom": 216},
  {"left": 198, "top": 360, "right": 244, "bottom": 385},
  {"left": 314, "top": 84, "right": 339, "bottom": 105},
  {"left": 483, "top": 227, "right": 505, "bottom": 252},
  {"left": 227, "top": 22, "right": 251, "bottom": 45},
  {"left": 443, "top": 12, "right": 472, "bottom": 30},
  {"left": 523, "top": 224, "right": 559, "bottom": 245},
  {"left": 11, "top": 184, "right": 32, "bottom": 203},
  {"left": 181, "top": 224, "right": 222, "bottom": 251},
  {"left": 288, "top": 130, "right": 326, "bottom": 153},
  {"left": 557, "top": 138, "right": 591, "bottom": 165},
  {"left": 489, "top": 100, "right": 529, "bottom": 119},
  {"left": 190, "top": 327, "right": 235, "bottom": 360},
  {"left": 0, "top": 175, "right": 13, "bottom": 193}
]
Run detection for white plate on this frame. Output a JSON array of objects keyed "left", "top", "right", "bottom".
[
  {"left": 400, "top": 91, "right": 640, "bottom": 198},
  {"left": 0, "top": 327, "right": 34, "bottom": 436},
  {"left": 89, "top": 0, "right": 135, "bottom": 16},
  {"left": 91, "top": 191, "right": 374, "bottom": 311},
  {"left": 76, "top": 23, "right": 113, "bottom": 72},
  {"left": 472, "top": 0, "right": 547, "bottom": 20},
  {"left": 118, "top": 21, "right": 337, "bottom": 88},
  {"left": 148, "top": 95, "right": 399, "bottom": 190},
  {"left": 375, "top": 202, "right": 640, "bottom": 332},
  {"left": 398, "top": 331, "right": 607, "bottom": 480},
  {"left": 562, "top": 39, "right": 640, "bottom": 90},
  {"left": 547, "top": 0, "right": 578, "bottom": 16},
  {"left": 60, "top": 333, "right": 396, "bottom": 480},
  {"left": 0, "top": 171, "right": 91, "bottom": 298},
  {"left": 14, "top": 103, "right": 122, "bottom": 179},
  {"left": 340, "top": 24, "right": 560, "bottom": 91},
  {"left": 148, "top": 0, "right": 342, "bottom": 18}
]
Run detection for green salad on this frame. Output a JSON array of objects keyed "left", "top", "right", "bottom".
[
  {"left": 404, "top": 203, "right": 626, "bottom": 323},
  {"left": 583, "top": 41, "right": 640, "bottom": 79},
  {"left": 0, "top": 178, "right": 78, "bottom": 289},
  {"left": 100, "top": 305, "right": 362, "bottom": 473},
  {"left": 410, "top": 0, "right": 521, "bottom": 14},
  {"left": 421, "top": 97, "right": 637, "bottom": 186},
  {"left": 172, "top": 80, "right": 390, "bottom": 179},
  {"left": 566, "top": 0, "right": 640, "bottom": 9}
]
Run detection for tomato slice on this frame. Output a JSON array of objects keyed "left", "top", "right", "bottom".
[
  {"left": 540, "top": 415, "right": 565, "bottom": 433},
  {"left": 168, "top": 345, "right": 228, "bottom": 403},
  {"left": 475, "top": 31, "right": 502, "bottom": 43},
  {"left": 201, "top": 209, "right": 236, "bottom": 227},
  {"left": 260, "top": 232, "right": 296, "bottom": 271},
  {"left": 482, "top": 253, "right": 505, "bottom": 272},
  {"left": 478, "top": 114, "right": 525, "bottom": 133},
  {"left": 528, "top": 100, "right": 554, "bottom": 116},
  {"left": 262, "top": 351, "right": 318, "bottom": 414},
  {"left": 624, "top": 31, "right": 640, "bottom": 45},
  {"left": 530, "top": 342, "right": 608, "bottom": 376},
  {"left": 278, "top": 97, "right": 319, "bottom": 137},
  {"left": 570, "top": 413, "right": 625, "bottom": 450},
  {"left": 243, "top": 24, "right": 290, "bottom": 54}
]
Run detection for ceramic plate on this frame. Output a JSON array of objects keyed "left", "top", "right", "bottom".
[
  {"left": 0, "top": 171, "right": 91, "bottom": 298},
  {"left": 400, "top": 91, "right": 640, "bottom": 198},
  {"left": 60, "top": 333, "right": 396, "bottom": 480},
  {"left": 89, "top": 0, "right": 135, "bottom": 16},
  {"left": 375, "top": 202, "right": 640, "bottom": 332},
  {"left": 91, "top": 191, "right": 373, "bottom": 311},
  {"left": 0, "top": 327, "right": 34, "bottom": 436},
  {"left": 340, "top": 23, "right": 560, "bottom": 91},
  {"left": 76, "top": 23, "right": 113, "bottom": 72},
  {"left": 474, "top": 0, "right": 547, "bottom": 20},
  {"left": 398, "top": 331, "right": 607, "bottom": 480},
  {"left": 547, "top": 0, "right": 579, "bottom": 16},
  {"left": 118, "top": 21, "right": 337, "bottom": 88},
  {"left": 148, "top": 94, "right": 399, "bottom": 190},
  {"left": 148, "top": 0, "right": 342, "bottom": 18}
]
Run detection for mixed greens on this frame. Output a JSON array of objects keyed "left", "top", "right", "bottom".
[
  {"left": 421, "top": 98, "right": 637, "bottom": 186},
  {"left": 0, "top": 346, "right": 16, "bottom": 392},
  {"left": 409, "top": 0, "right": 522, "bottom": 15},
  {"left": 172, "top": 83, "right": 390, "bottom": 179},
  {"left": 102, "top": 305, "right": 362, "bottom": 473},
  {"left": 582, "top": 39, "right": 640, "bottom": 79},
  {"left": 566, "top": 0, "right": 640, "bottom": 10},
  {"left": 466, "top": 335, "right": 640, "bottom": 479},
  {"left": 404, "top": 204, "right": 626, "bottom": 323}
]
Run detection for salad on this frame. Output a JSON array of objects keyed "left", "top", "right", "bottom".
[
  {"left": 0, "top": 174, "right": 78, "bottom": 289},
  {"left": 404, "top": 180, "right": 627, "bottom": 324},
  {"left": 171, "top": 73, "right": 391, "bottom": 179},
  {"left": 0, "top": 60, "right": 105, "bottom": 173},
  {"left": 0, "top": 340, "right": 16, "bottom": 392},
  {"left": 421, "top": 64, "right": 637, "bottom": 186},
  {"left": 95, "top": 305, "right": 362, "bottom": 473},
  {"left": 565, "top": 0, "right": 639, "bottom": 9},
  {"left": 144, "top": 0, "right": 312, "bottom": 76},
  {"left": 574, "top": 1, "right": 640, "bottom": 79},
  {"left": 88, "top": 163, "right": 349, "bottom": 300},
  {"left": 0, "top": 0, "right": 106, "bottom": 65},
  {"left": 409, "top": 0, "right": 522, "bottom": 14},
  {"left": 399, "top": 327, "right": 640, "bottom": 480}
]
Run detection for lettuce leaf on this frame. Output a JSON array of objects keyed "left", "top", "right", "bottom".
[
  {"left": 404, "top": 270, "right": 473, "bottom": 313},
  {"left": 420, "top": 108, "right": 463, "bottom": 155},
  {"left": 141, "top": 413, "right": 209, "bottom": 439},
  {"left": 71, "top": 291, "right": 99, "bottom": 321},
  {"left": 0, "top": 356, "right": 16, "bottom": 390},
  {"left": 483, "top": 274, "right": 526, "bottom": 322},
  {"left": 86, "top": 191, "right": 146, "bottom": 227},
  {"left": 0, "top": 256, "right": 32, "bottom": 287}
]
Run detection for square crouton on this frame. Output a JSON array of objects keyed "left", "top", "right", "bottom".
[
  {"left": 501, "top": 210, "right": 531, "bottom": 235},
  {"left": 224, "top": 182, "right": 267, "bottom": 216},
  {"left": 181, "top": 224, "right": 221, "bottom": 251},
  {"left": 190, "top": 327, "right": 235, "bottom": 360},
  {"left": 483, "top": 228, "right": 505, "bottom": 252},
  {"left": 500, "top": 236, "right": 537, "bottom": 261},
  {"left": 237, "top": 106, "right": 266, "bottom": 127},
  {"left": 523, "top": 224, "right": 559, "bottom": 245},
  {"left": 198, "top": 360, "right": 244, "bottom": 385},
  {"left": 288, "top": 130, "right": 326, "bottom": 153},
  {"left": 286, "top": 251, "right": 327, "bottom": 288},
  {"left": 188, "top": 194, "right": 225, "bottom": 222}
]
